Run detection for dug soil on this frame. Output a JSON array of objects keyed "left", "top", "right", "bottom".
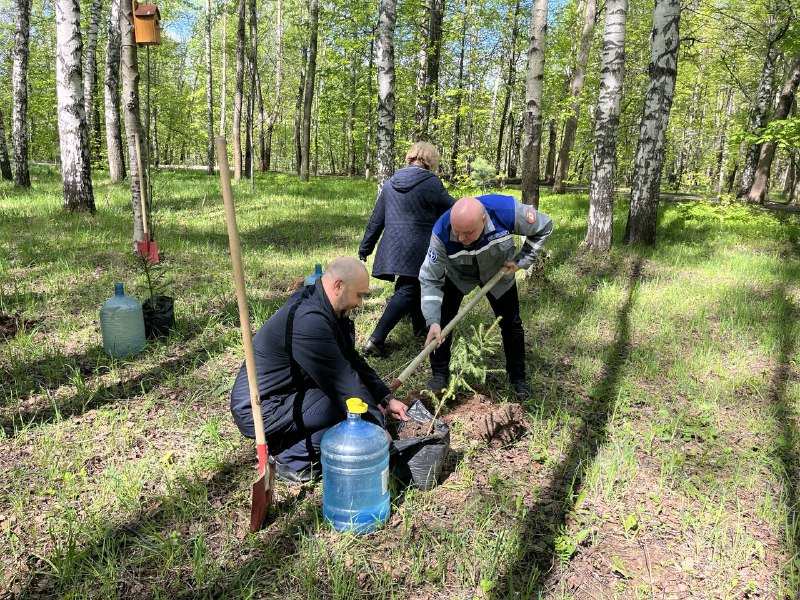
[
  {"left": 395, "top": 418, "right": 435, "bottom": 440},
  {"left": 0, "top": 312, "right": 36, "bottom": 341}
]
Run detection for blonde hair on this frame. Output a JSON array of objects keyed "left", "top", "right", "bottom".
[{"left": 405, "top": 141, "right": 440, "bottom": 172}]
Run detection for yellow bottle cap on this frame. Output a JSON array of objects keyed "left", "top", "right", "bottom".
[{"left": 346, "top": 397, "right": 368, "bottom": 414}]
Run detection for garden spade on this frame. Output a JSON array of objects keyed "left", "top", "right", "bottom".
[
  {"left": 215, "top": 136, "right": 275, "bottom": 532},
  {"left": 390, "top": 268, "right": 507, "bottom": 391},
  {"left": 134, "top": 133, "right": 159, "bottom": 264}
]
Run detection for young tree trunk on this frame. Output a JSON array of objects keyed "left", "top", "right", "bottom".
[
  {"left": 545, "top": 119, "right": 557, "bottom": 183},
  {"left": 205, "top": 0, "right": 214, "bottom": 174},
  {"left": 784, "top": 150, "right": 796, "bottom": 198},
  {"left": 520, "top": 0, "right": 548, "bottom": 207},
  {"left": 0, "top": 108, "right": 13, "bottom": 180},
  {"left": 495, "top": 0, "right": 521, "bottom": 175},
  {"left": 347, "top": 58, "right": 357, "bottom": 176},
  {"left": 83, "top": 0, "right": 102, "bottom": 163},
  {"left": 584, "top": 0, "right": 627, "bottom": 252},
  {"left": 220, "top": 5, "right": 227, "bottom": 135},
  {"left": 257, "top": 69, "right": 267, "bottom": 171},
  {"left": 738, "top": 46, "right": 780, "bottom": 196},
  {"left": 12, "top": 0, "right": 31, "bottom": 188},
  {"left": 244, "top": 0, "right": 257, "bottom": 178},
  {"left": 553, "top": 0, "right": 596, "bottom": 193},
  {"left": 264, "top": 0, "right": 283, "bottom": 171},
  {"left": 413, "top": 0, "right": 444, "bottom": 141},
  {"left": 120, "top": 0, "right": 146, "bottom": 241},
  {"left": 746, "top": 54, "right": 800, "bottom": 204},
  {"left": 294, "top": 46, "right": 307, "bottom": 175},
  {"left": 104, "top": 0, "right": 125, "bottom": 182},
  {"left": 364, "top": 31, "right": 375, "bottom": 178},
  {"left": 450, "top": 0, "right": 469, "bottom": 178},
  {"left": 232, "top": 0, "right": 245, "bottom": 180},
  {"left": 716, "top": 90, "right": 735, "bottom": 196},
  {"left": 376, "top": 0, "right": 397, "bottom": 187},
  {"left": 56, "top": 0, "right": 95, "bottom": 211},
  {"left": 624, "top": 0, "right": 679, "bottom": 245},
  {"left": 299, "top": 0, "right": 319, "bottom": 182}
]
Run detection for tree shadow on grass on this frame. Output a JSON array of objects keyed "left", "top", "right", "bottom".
[
  {"left": 491, "top": 256, "right": 644, "bottom": 597},
  {"left": 16, "top": 449, "right": 321, "bottom": 599}
]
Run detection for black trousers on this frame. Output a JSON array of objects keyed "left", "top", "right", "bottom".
[
  {"left": 370, "top": 275, "right": 427, "bottom": 343},
  {"left": 430, "top": 278, "right": 526, "bottom": 382}
]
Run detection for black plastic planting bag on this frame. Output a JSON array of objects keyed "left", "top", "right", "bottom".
[
  {"left": 390, "top": 400, "right": 450, "bottom": 491},
  {"left": 143, "top": 295, "right": 175, "bottom": 339}
]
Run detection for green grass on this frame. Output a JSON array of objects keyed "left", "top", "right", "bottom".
[{"left": 2, "top": 165, "right": 800, "bottom": 598}]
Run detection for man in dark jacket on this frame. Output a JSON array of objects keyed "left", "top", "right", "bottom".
[
  {"left": 230, "top": 257, "right": 409, "bottom": 482},
  {"left": 359, "top": 142, "right": 455, "bottom": 357}
]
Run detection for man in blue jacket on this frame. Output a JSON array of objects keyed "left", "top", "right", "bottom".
[
  {"left": 419, "top": 196, "right": 554, "bottom": 400},
  {"left": 230, "top": 257, "right": 409, "bottom": 482}
]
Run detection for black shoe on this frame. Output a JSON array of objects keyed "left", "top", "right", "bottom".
[
  {"left": 412, "top": 327, "right": 427, "bottom": 338},
  {"left": 362, "top": 337, "right": 389, "bottom": 358},
  {"left": 427, "top": 372, "right": 450, "bottom": 394},
  {"left": 511, "top": 379, "right": 531, "bottom": 401},
  {"left": 269, "top": 456, "right": 318, "bottom": 484}
]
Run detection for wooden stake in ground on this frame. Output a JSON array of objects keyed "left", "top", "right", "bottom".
[{"left": 215, "top": 136, "right": 274, "bottom": 532}]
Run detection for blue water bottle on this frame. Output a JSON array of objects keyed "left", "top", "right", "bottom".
[
  {"left": 100, "top": 283, "right": 146, "bottom": 358},
  {"left": 321, "top": 397, "right": 390, "bottom": 533},
  {"left": 304, "top": 263, "right": 323, "bottom": 286}
]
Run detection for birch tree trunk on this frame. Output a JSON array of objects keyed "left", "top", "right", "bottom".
[
  {"left": 623, "top": 0, "right": 680, "bottom": 245},
  {"left": 495, "top": 0, "right": 521, "bottom": 174},
  {"left": 264, "top": 0, "right": 283, "bottom": 171},
  {"left": 746, "top": 54, "right": 800, "bottom": 204},
  {"left": 450, "top": 0, "right": 469, "bottom": 177},
  {"left": 244, "top": 0, "right": 257, "bottom": 178},
  {"left": 104, "top": 0, "right": 125, "bottom": 182},
  {"left": 520, "top": 0, "right": 548, "bottom": 207},
  {"left": 232, "top": 0, "right": 245, "bottom": 180},
  {"left": 347, "top": 58, "right": 357, "bottom": 175},
  {"left": 205, "top": 0, "right": 214, "bottom": 174},
  {"left": 56, "top": 0, "right": 95, "bottom": 211},
  {"left": 544, "top": 119, "right": 557, "bottom": 182},
  {"left": 0, "top": 108, "right": 13, "bottom": 181},
  {"left": 83, "top": 0, "right": 102, "bottom": 163},
  {"left": 294, "top": 45, "right": 307, "bottom": 174},
  {"left": 553, "top": 0, "right": 596, "bottom": 193},
  {"left": 364, "top": 32, "right": 375, "bottom": 179},
  {"left": 299, "top": 0, "right": 319, "bottom": 182},
  {"left": 413, "top": 0, "right": 444, "bottom": 141},
  {"left": 376, "top": 0, "right": 397, "bottom": 187},
  {"left": 257, "top": 69, "right": 267, "bottom": 171},
  {"left": 12, "top": 0, "right": 31, "bottom": 188},
  {"left": 716, "top": 90, "right": 735, "bottom": 196},
  {"left": 219, "top": 5, "right": 227, "bottom": 136},
  {"left": 584, "top": 0, "right": 628, "bottom": 252},
  {"left": 120, "top": 0, "right": 146, "bottom": 242}
]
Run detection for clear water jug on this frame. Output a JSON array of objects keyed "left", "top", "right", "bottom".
[
  {"left": 304, "top": 263, "right": 323, "bottom": 286},
  {"left": 321, "top": 398, "right": 390, "bottom": 534},
  {"left": 100, "top": 283, "right": 146, "bottom": 358}
]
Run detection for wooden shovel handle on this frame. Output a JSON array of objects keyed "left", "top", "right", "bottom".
[
  {"left": 390, "top": 268, "right": 507, "bottom": 391},
  {"left": 133, "top": 132, "right": 150, "bottom": 239},
  {"left": 215, "top": 137, "right": 269, "bottom": 469}
]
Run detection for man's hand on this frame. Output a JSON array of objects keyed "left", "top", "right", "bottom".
[
  {"left": 425, "top": 323, "right": 443, "bottom": 348},
  {"left": 501, "top": 260, "right": 519, "bottom": 276},
  {"left": 381, "top": 398, "right": 409, "bottom": 421}
]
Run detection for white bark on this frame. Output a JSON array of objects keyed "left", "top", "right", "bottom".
[
  {"left": 376, "top": 0, "right": 397, "bottom": 186},
  {"left": 220, "top": 6, "right": 227, "bottom": 136},
  {"left": 205, "top": 0, "right": 214, "bottom": 174},
  {"left": 12, "top": 0, "right": 31, "bottom": 187},
  {"left": 520, "top": 0, "right": 548, "bottom": 207},
  {"left": 56, "top": 0, "right": 95, "bottom": 211},
  {"left": 624, "top": 0, "right": 680, "bottom": 245},
  {"left": 584, "top": 0, "right": 628, "bottom": 252},
  {"left": 104, "top": 0, "right": 125, "bottom": 182},
  {"left": 83, "top": 0, "right": 102, "bottom": 162}
]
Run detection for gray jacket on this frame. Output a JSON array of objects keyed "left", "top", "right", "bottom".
[{"left": 419, "top": 194, "right": 554, "bottom": 326}]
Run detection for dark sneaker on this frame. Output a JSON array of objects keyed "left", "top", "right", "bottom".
[
  {"left": 427, "top": 372, "right": 450, "bottom": 394},
  {"left": 511, "top": 379, "right": 531, "bottom": 401},
  {"left": 269, "top": 456, "right": 319, "bottom": 485},
  {"left": 362, "top": 337, "right": 389, "bottom": 358}
]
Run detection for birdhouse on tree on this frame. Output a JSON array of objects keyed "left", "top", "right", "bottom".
[{"left": 133, "top": 1, "right": 161, "bottom": 46}]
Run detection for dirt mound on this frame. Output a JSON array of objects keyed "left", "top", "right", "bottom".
[
  {"left": 395, "top": 418, "right": 435, "bottom": 439},
  {"left": 0, "top": 312, "right": 37, "bottom": 341}
]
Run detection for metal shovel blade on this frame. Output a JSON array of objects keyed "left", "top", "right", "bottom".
[
  {"left": 136, "top": 239, "right": 160, "bottom": 264},
  {"left": 249, "top": 467, "right": 275, "bottom": 532}
]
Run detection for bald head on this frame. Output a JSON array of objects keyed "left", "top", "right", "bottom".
[
  {"left": 451, "top": 197, "right": 487, "bottom": 245},
  {"left": 322, "top": 256, "right": 370, "bottom": 315}
]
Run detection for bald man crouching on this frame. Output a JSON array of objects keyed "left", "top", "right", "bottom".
[
  {"left": 419, "top": 196, "right": 554, "bottom": 400},
  {"left": 230, "top": 257, "right": 409, "bottom": 483}
]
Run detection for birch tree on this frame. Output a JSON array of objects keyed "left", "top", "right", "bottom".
[
  {"left": 553, "top": 0, "right": 597, "bottom": 193},
  {"left": 83, "top": 0, "right": 102, "bottom": 161},
  {"left": 746, "top": 54, "right": 800, "bottom": 204},
  {"left": 413, "top": 0, "right": 444, "bottom": 141},
  {"left": 265, "top": 0, "right": 283, "bottom": 171},
  {"left": 0, "top": 109, "right": 12, "bottom": 181},
  {"left": 232, "top": 0, "right": 245, "bottom": 180},
  {"left": 584, "top": 0, "right": 628, "bottom": 252},
  {"left": 450, "top": 0, "right": 469, "bottom": 177},
  {"left": 495, "top": 0, "right": 521, "bottom": 174},
  {"left": 205, "top": 0, "right": 214, "bottom": 174},
  {"left": 219, "top": 4, "right": 227, "bottom": 135},
  {"left": 376, "top": 0, "right": 397, "bottom": 186},
  {"left": 12, "top": 0, "right": 31, "bottom": 188},
  {"left": 104, "top": 0, "right": 125, "bottom": 182},
  {"left": 520, "top": 0, "right": 548, "bottom": 207},
  {"left": 299, "top": 0, "right": 319, "bottom": 181},
  {"left": 624, "top": 0, "right": 680, "bottom": 245},
  {"left": 55, "top": 0, "right": 95, "bottom": 211}
]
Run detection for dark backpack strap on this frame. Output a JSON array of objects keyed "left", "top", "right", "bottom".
[{"left": 285, "top": 287, "right": 316, "bottom": 463}]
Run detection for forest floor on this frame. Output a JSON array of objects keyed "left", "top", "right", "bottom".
[{"left": 2, "top": 166, "right": 800, "bottom": 599}]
